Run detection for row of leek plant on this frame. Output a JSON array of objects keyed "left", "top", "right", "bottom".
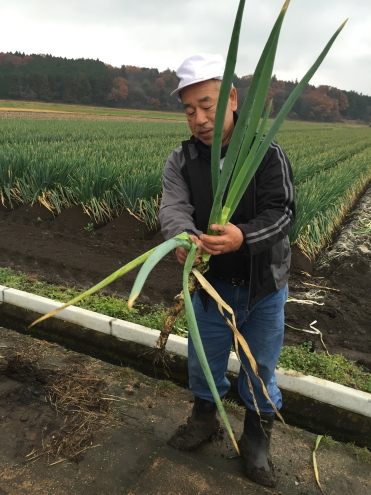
[
  {"left": 290, "top": 146, "right": 371, "bottom": 259},
  {"left": 0, "top": 119, "right": 188, "bottom": 145},
  {"left": 2, "top": 114, "right": 371, "bottom": 234},
  {"left": 0, "top": 119, "right": 187, "bottom": 224},
  {"left": 31, "top": 0, "right": 346, "bottom": 453},
  {"left": 282, "top": 137, "right": 371, "bottom": 184},
  {"left": 0, "top": 149, "right": 165, "bottom": 226}
]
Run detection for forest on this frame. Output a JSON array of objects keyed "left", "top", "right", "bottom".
[{"left": 0, "top": 52, "right": 370, "bottom": 123}]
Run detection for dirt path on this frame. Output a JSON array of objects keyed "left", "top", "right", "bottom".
[
  {"left": 0, "top": 109, "right": 182, "bottom": 122},
  {"left": 285, "top": 185, "right": 371, "bottom": 370}
]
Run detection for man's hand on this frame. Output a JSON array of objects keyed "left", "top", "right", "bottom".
[
  {"left": 199, "top": 223, "right": 244, "bottom": 255},
  {"left": 175, "top": 224, "right": 244, "bottom": 265},
  {"left": 175, "top": 235, "right": 203, "bottom": 266}
]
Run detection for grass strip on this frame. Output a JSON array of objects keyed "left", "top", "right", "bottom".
[
  {"left": 0, "top": 267, "right": 369, "bottom": 393},
  {"left": 0, "top": 267, "right": 169, "bottom": 332},
  {"left": 321, "top": 435, "right": 371, "bottom": 463},
  {"left": 279, "top": 342, "right": 371, "bottom": 393}
]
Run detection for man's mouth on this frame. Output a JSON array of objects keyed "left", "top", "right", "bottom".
[{"left": 199, "top": 128, "right": 213, "bottom": 137}]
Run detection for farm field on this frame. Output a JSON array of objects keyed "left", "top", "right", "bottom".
[
  {"left": 0, "top": 109, "right": 370, "bottom": 373},
  {"left": 0, "top": 99, "right": 186, "bottom": 120}
]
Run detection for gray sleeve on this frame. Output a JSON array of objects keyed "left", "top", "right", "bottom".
[{"left": 158, "top": 148, "right": 203, "bottom": 240}]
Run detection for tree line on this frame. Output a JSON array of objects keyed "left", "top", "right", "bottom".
[{"left": 1, "top": 52, "right": 370, "bottom": 123}]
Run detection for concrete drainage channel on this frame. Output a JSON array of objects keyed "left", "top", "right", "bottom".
[{"left": 1, "top": 285, "right": 370, "bottom": 449}]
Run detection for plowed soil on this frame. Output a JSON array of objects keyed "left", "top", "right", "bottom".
[{"left": 0, "top": 187, "right": 370, "bottom": 371}]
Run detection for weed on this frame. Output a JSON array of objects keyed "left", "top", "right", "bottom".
[
  {"left": 321, "top": 435, "right": 338, "bottom": 449},
  {"left": 321, "top": 435, "right": 371, "bottom": 464},
  {"left": 84, "top": 223, "right": 94, "bottom": 232},
  {"left": 345, "top": 443, "right": 371, "bottom": 463},
  {"left": 353, "top": 218, "right": 371, "bottom": 235},
  {"left": 120, "top": 366, "right": 139, "bottom": 381},
  {"left": 155, "top": 380, "right": 179, "bottom": 396},
  {"left": 278, "top": 342, "right": 371, "bottom": 393},
  {"left": 222, "top": 398, "right": 244, "bottom": 418}
]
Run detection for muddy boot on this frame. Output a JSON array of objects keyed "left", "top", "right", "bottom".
[
  {"left": 167, "top": 396, "right": 220, "bottom": 451},
  {"left": 238, "top": 409, "right": 277, "bottom": 488}
]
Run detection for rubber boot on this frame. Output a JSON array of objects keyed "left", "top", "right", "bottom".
[
  {"left": 238, "top": 409, "right": 277, "bottom": 488},
  {"left": 167, "top": 396, "right": 220, "bottom": 451}
]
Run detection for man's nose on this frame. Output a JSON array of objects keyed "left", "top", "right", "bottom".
[{"left": 195, "top": 108, "right": 208, "bottom": 125}]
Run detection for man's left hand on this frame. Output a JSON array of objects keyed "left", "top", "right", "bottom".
[{"left": 199, "top": 223, "right": 244, "bottom": 255}]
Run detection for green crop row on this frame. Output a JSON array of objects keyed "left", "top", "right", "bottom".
[
  {"left": 290, "top": 145, "right": 371, "bottom": 258},
  {"left": 0, "top": 119, "right": 189, "bottom": 225},
  {"left": 0, "top": 118, "right": 370, "bottom": 258}
]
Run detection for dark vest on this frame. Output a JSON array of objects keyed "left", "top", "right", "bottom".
[{"left": 180, "top": 139, "right": 254, "bottom": 281}]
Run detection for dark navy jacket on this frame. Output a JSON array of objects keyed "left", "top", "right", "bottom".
[{"left": 159, "top": 135, "right": 295, "bottom": 309}]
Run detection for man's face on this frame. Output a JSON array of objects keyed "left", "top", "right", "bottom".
[{"left": 180, "top": 79, "right": 237, "bottom": 147}]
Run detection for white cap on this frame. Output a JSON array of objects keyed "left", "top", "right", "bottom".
[{"left": 171, "top": 53, "right": 225, "bottom": 101}]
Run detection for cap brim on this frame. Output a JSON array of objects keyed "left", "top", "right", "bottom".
[{"left": 171, "top": 76, "right": 223, "bottom": 102}]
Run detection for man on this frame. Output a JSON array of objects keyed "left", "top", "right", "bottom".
[{"left": 158, "top": 53, "right": 295, "bottom": 488}]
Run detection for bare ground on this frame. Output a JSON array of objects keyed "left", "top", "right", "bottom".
[{"left": 0, "top": 327, "right": 370, "bottom": 495}]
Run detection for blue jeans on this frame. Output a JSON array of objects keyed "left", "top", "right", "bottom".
[{"left": 188, "top": 279, "right": 288, "bottom": 413}]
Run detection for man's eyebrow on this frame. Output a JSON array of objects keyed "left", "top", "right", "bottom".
[{"left": 183, "top": 96, "right": 213, "bottom": 109}]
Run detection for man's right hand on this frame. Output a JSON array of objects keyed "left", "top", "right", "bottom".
[{"left": 175, "top": 235, "right": 203, "bottom": 266}]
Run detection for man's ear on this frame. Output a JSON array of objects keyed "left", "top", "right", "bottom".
[{"left": 230, "top": 87, "right": 238, "bottom": 111}]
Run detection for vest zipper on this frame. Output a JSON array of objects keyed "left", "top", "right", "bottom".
[{"left": 246, "top": 175, "right": 257, "bottom": 315}]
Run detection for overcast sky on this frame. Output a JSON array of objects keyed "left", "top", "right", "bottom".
[{"left": 2, "top": 0, "right": 370, "bottom": 96}]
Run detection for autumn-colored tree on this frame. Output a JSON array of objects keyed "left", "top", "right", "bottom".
[
  {"left": 107, "top": 77, "right": 129, "bottom": 102},
  {"left": 160, "top": 69, "right": 179, "bottom": 90},
  {"left": 240, "top": 74, "right": 253, "bottom": 87},
  {"left": 155, "top": 77, "right": 165, "bottom": 86},
  {"left": 149, "top": 97, "right": 161, "bottom": 109},
  {"left": 0, "top": 53, "right": 34, "bottom": 67},
  {"left": 326, "top": 86, "right": 349, "bottom": 111},
  {"left": 124, "top": 66, "right": 142, "bottom": 82},
  {"left": 124, "top": 65, "right": 142, "bottom": 73},
  {"left": 298, "top": 90, "right": 341, "bottom": 121}
]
